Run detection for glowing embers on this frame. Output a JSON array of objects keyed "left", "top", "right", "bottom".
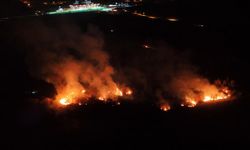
[
  {"left": 182, "top": 85, "right": 233, "bottom": 108},
  {"left": 133, "top": 12, "right": 159, "bottom": 20},
  {"left": 96, "top": 87, "right": 132, "bottom": 102},
  {"left": 115, "top": 87, "right": 123, "bottom": 96},
  {"left": 160, "top": 83, "right": 233, "bottom": 111},
  {"left": 55, "top": 86, "right": 133, "bottom": 107},
  {"left": 59, "top": 98, "right": 71, "bottom": 106},
  {"left": 160, "top": 103, "right": 171, "bottom": 112},
  {"left": 185, "top": 97, "right": 198, "bottom": 107},
  {"left": 56, "top": 88, "right": 87, "bottom": 107},
  {"left": 125, "top": 88, "right": 133, "bottom": 96}
]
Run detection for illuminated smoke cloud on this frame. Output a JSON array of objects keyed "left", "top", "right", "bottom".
[
  {"left": 121, "top": 43, "right": 233, "bottom": 109},
  {"left": 167, "top": 70, "right": 232, "bottom": 107},
  {"left": 17, "top": 20, "right": 233, "bottom": 110},
  {"left": 19, "top": 21, "right": 132, "bottom": 108}
]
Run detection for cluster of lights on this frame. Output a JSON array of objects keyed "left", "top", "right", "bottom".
[
  {"left": 47, "top": 4, "right": 112, "bottom": 15},
  {"left": 47, "top": 2, "right": 133, "bottom": 15}
]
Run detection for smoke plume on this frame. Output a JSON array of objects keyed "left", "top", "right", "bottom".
[
  {"left": 16, "top": 20, "right": 233, "bottom": 110},
  {"left": 18, "top": 21, "right": 131, "bottom": 107}
]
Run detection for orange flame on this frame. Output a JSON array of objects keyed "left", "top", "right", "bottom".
[
  {"left": 59, "top": 98, "right": 71, "bottom": 106},
  {"left": 54, "top": 84, "right": 133, "bottom": 107},
  {"left": 55, "top": 87, "right": 88, "bottom": 107},
  {"left": 125, "top": 88, "right": 133, "bottom": 95},
  {"left": 182, "top": 83, "right": 233, "bottom": 107},
  {"left": 45, "top": 56, "right": 133, "bottom": 108},
  {"left": 160, "top": 103, "right": 171, "bottom": 112},
  {"left": 158, "top": 79, "right": 233, "bottom": 111}
]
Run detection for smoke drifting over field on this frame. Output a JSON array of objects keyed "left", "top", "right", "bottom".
[{"left": 17, "top": 20, "right": 233, "bottom": 110}]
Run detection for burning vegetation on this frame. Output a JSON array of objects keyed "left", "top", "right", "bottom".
[
  {"left": 22, "top": 22, "right": 234, "bottom": 111},
  {"left": 159, "top": 78, "right": 233, "bottom": 111},
  {"left": 21, "top": 23, "right": 133, "bottom": 109},
  {"left": 168, "top": 71, "right": 234, "bottom": 108},
  {"left": 45, "top": 50, "right": 133, "bottom": 108},
  {"left": 160, "top": 103, "right": 171, "bottom": 112}
]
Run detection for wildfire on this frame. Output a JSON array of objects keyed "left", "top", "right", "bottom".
[
  {"left": 160, "top": 103, "right": 171, "bottom": 112},
  {"left": 185, "top": 97, "right": 198, "bottom": 107},
  {"left": 59, "top": 98, "right": 71, "bottom": 106},
  {"left": 125, "top": 89, "right": 133, "bottom": 95},
  {"left": 157, "top": 79, "right": 234, "bottom": 111},
  {"left": 98, "top": 96, "right": 106, "bottom": 101},
  {"left": 54, "top": 85, "right": 133, "bottom": 107},
  {"left": 202, "top": 88, "right": 231, "bottom": 102},
  {"left": 81, "top": 89, "right": 86, "bottom": 94},
  {"left": 183, "top": 84, "right": 233, "bottom": 107},
  {"left": 115, "top": 87, "right": 123, "bottom": 96}
]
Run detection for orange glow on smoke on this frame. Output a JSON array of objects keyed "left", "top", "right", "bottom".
[
  {"left": 185, "top": 96, "right": 198, "bottom": 107},
  {"left": 45, "top": 56, "right": 133, "bottom": 108},
  {"left": 59, "top": 98, "right": 70, "bottom": 105},
  {"left": 157, "top": 79, "right": 234, "bottom": 111},
  {"left": 182, "top": 83, "right": 233, "bottom": 107},
  {"left": 125, "top": 88, "right": 133, "bottom": 95},
  {"left": 115, "top": 87, "right": 123, "bottom": 96}
]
